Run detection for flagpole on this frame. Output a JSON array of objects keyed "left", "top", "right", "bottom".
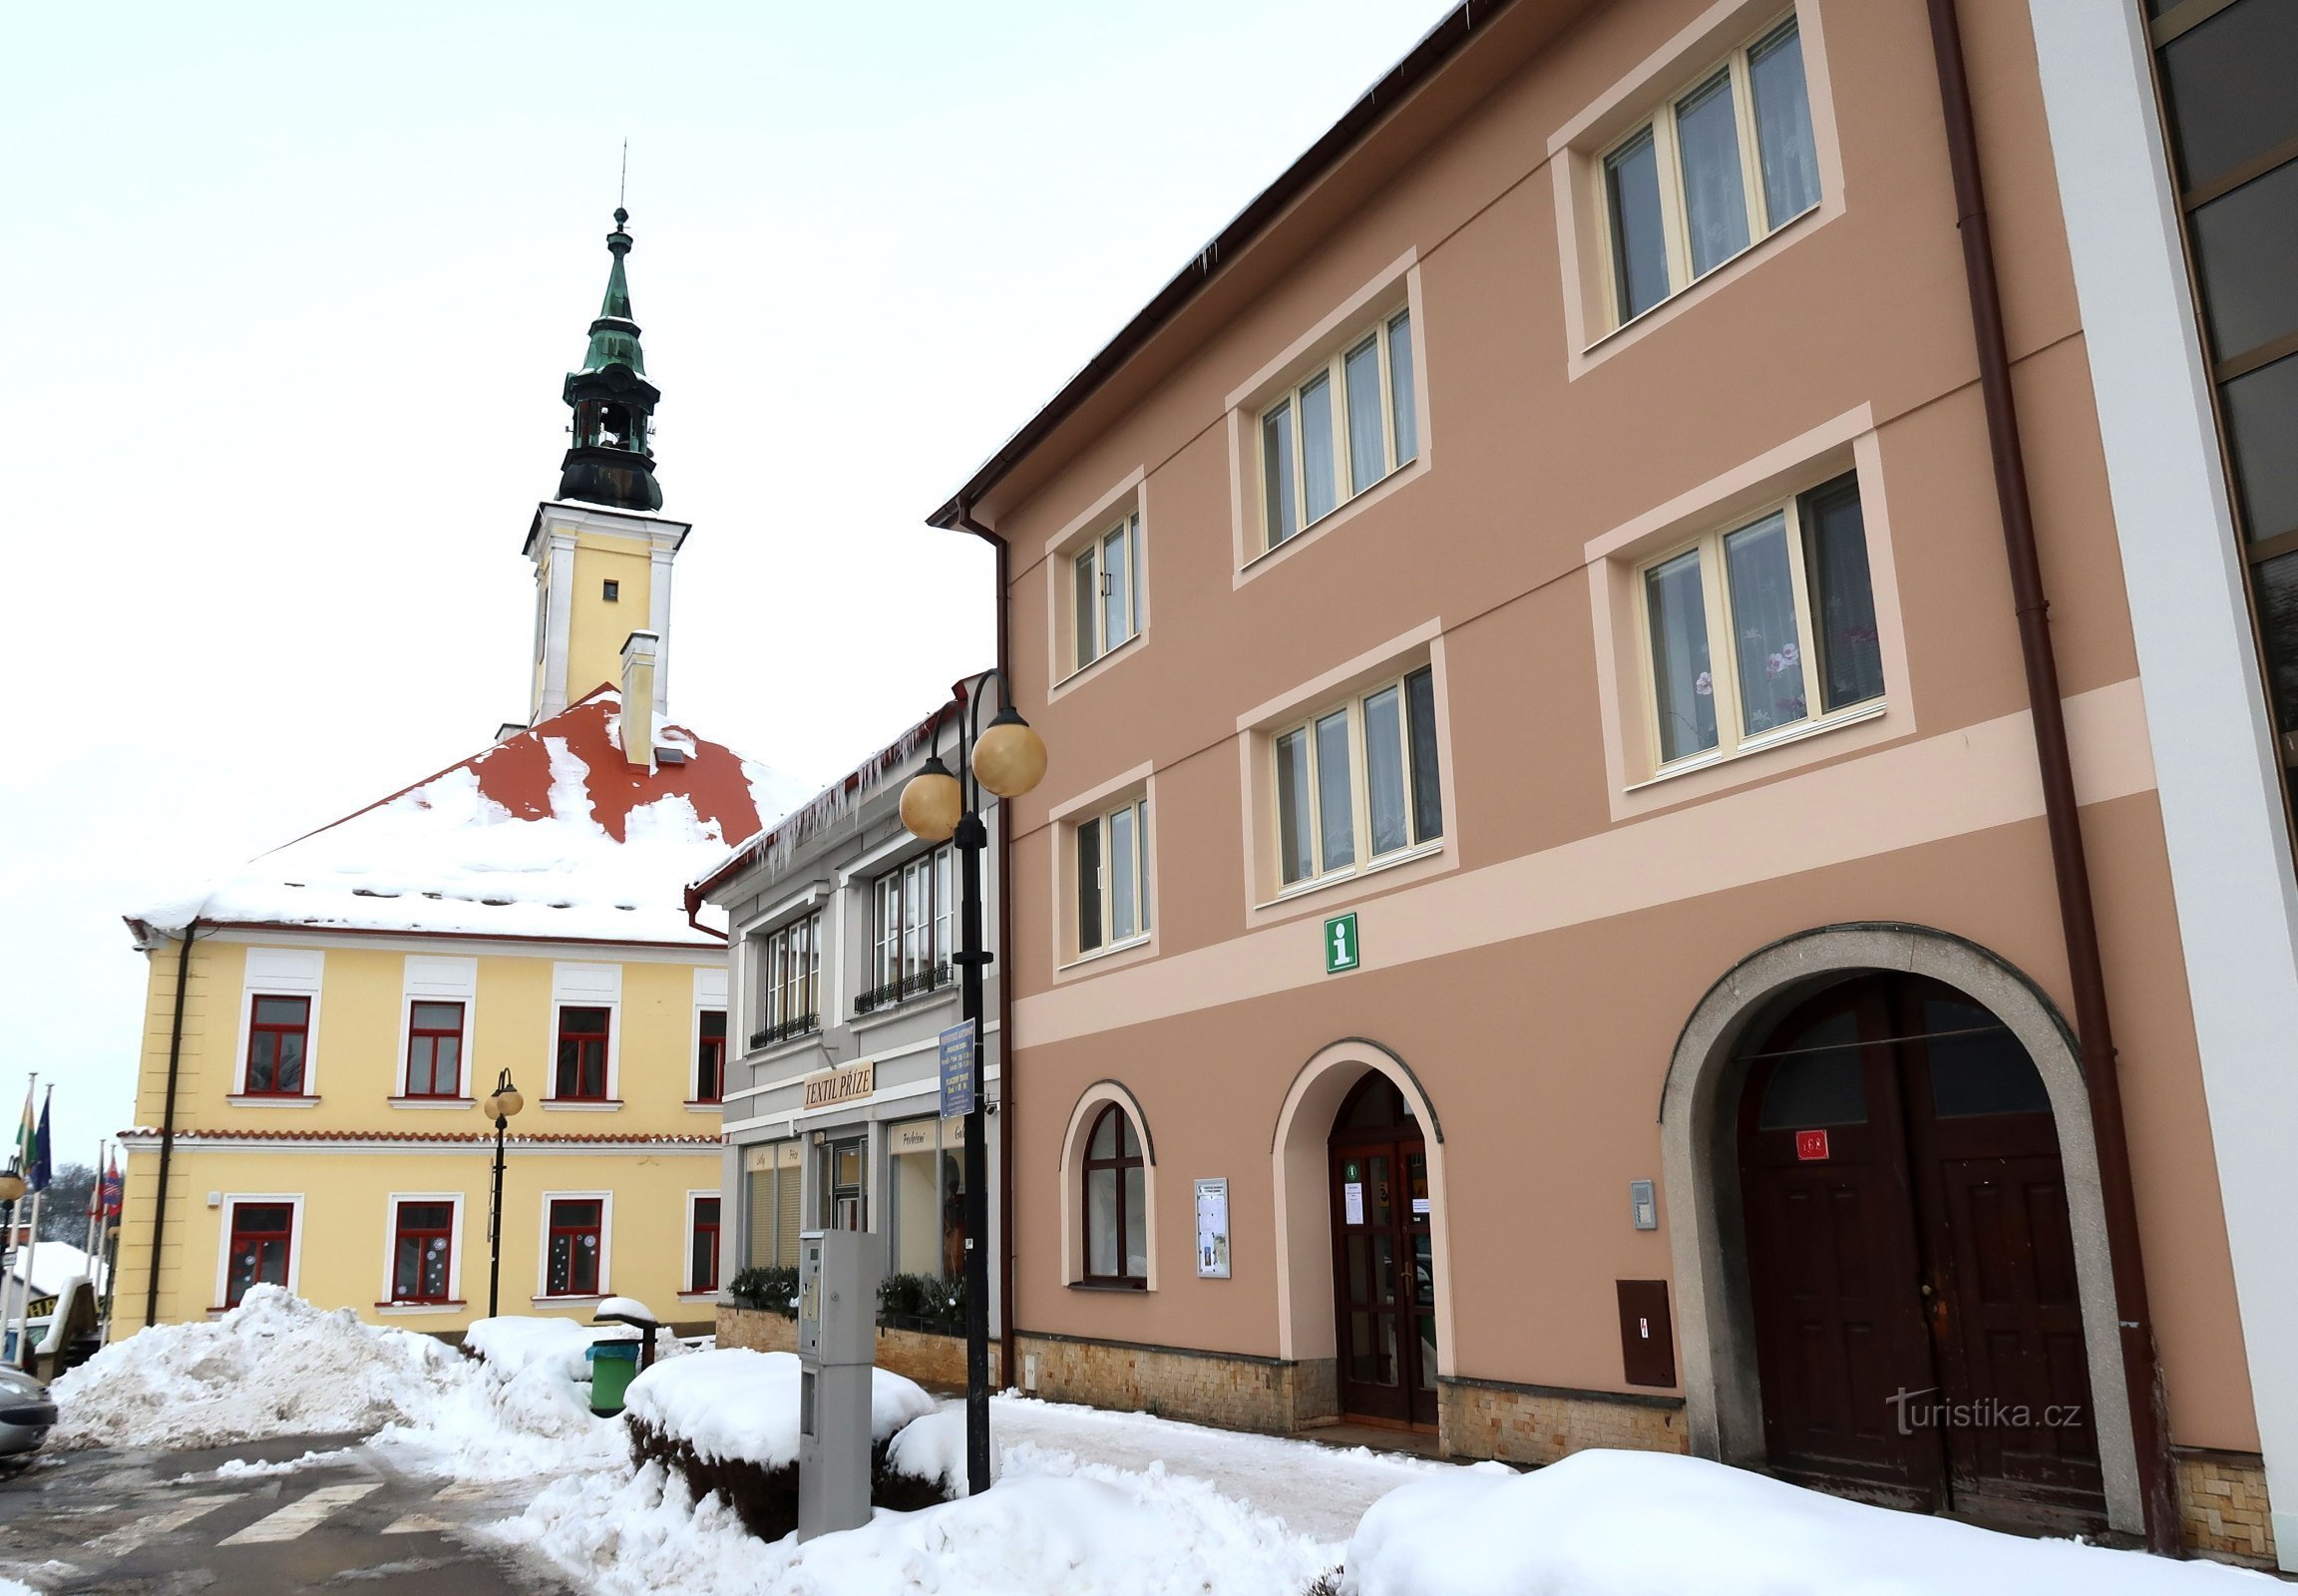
[
  {"left": 18, "top": 1088, "right": 51, "bottom": 1372},
  {"left": 4, "top": 1075, "right": 32, "bottom": 1367}
]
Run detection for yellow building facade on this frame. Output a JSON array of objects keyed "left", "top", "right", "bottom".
[{"left": 112, "top": 208, "right": 806, "bottom": 1340}]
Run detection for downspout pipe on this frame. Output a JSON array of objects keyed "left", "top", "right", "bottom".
[
  {"left": 145, "top": 918, "right": 198, "bottom": 1330},
  {"left": 1925, "top": 0, "right": 2176, "bottom": 1553},
  {"left": 952, "top": 500, "right": 1018, "bottom": 1389}
]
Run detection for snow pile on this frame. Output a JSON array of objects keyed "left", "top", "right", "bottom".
[
  {"left": 464, "top": 1316, "right": 611, "bottom": 1382},
  {"left": 499, "top": 1443, "right": 1334, "bottom": 1596},
  {"left": 50, "top": 1287, "right": 618, "bottom": 1480},
  {"left": 883, "top": 1405, "right": 991, "bottom": 1496},
  {"left": 622, "top": 1349, "right": 933, "bottom": 1468},
  {"left": 171, "top": 1444, "right": 362, "bottom": 1482},
  {"left": 1340, "top": 1450, "right": 2275, "bottom": 1596}
]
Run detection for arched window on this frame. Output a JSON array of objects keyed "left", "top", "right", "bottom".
[{"left": 1082, "top": 1104, "right": 1147, "bottom": 1288}]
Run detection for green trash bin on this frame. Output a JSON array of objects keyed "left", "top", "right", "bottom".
[{"left": 586, "top": 1339, "right": 640, "bottom": 1415}]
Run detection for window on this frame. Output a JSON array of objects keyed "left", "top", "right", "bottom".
[
  {"left": 890, "top": 1116, "right": 965, "bottom": 1280},
  {"left": 1071, "top": 512, "right": 1143, "bottom": 671},
  {"left": 1075, "top": 797, "right": 1151, "bottom": 955},
  {"left": 824, "top": 1138, "right": 866, "bottom": 1231},
  {"left": 1260, "top": 308, "right": 1417, "bottom": 550},
  {"left": 1273, "top": 666, "right": 1443, "bottom": 890},
  {"left": 224, "top": 1201, "right": 294, "bottom": 1307},
  {"left": 244, "top": 997, "right": 311, "bottom": 1096},
  {"left": 862, "top": 848, "right": 954, "bottom": 1012},
  {"left": 745, "top": 1140, "right": 804, "bottom": 1271},
  {"left": 689, "top": 1197, "right": 721, "bottom": 1294},
  {"left": 1603, "top": 16, "right": 1819, "bottom": 325},
  {"left": 693, "top": 1009, "right": 727, "bottom": 1103},
  {"left": 602, "top": 579, "right": 619, "bottom": 601},
  {"left": 752, "top": 912, "right": 822, "bottom": 1045},
  {"left": 1081, "top": 1105, "right": 1147, "bottom": 1287},
  {"left": 545, "top": 1198, "right": 605, "bottom": 1296},
  {"left": 404, "top": 1001, "right": 464, "bottom": 1098},
  {"left": 555, "top": 1006, "right": 611, "bottom": 1101},
  {"left": 1638, "top": 471, "right": 1880, "bottom": 768},
  {"left": 389, "top": 1200, "right": 455, "bottom": 1305}
]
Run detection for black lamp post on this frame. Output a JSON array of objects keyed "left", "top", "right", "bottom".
[
  {"left": 899, "top": 670, "right": 1046, "bottom": 1498},
  {"left": 482, "top": 1068, "right": 526, "bottom": 1318},
  {"left": 0, "top": 1165, "right": 21, "bottom": 1354}
]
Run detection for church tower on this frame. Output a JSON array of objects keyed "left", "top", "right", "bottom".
[{"left": 524, "top": 209, "right": 688, "bottom": 739}]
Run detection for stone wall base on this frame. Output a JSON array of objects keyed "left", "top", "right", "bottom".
[
  {"left": 1015, "top": 1334, "right": 1333, "bottom": 1433},
  {"left": 716, "top": 1305, "right": 797, "bottom": 1354},
  {"left": 1438, "top": 1376, "right": 1689, "bottom": 1465},
  {"left": 713, "top": 1308, "right": 1002, "bottom": 1389},
  {"left": 2175, "top": 1446, "right": 2277, "bottom": 1565}
]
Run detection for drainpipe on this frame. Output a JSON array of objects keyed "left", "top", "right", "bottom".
[
  {"left": 144, "top": 919, "right": 198, "bottom": 1330},
  {"left": 952, "top": 500, "right": 1018, "bottom": 1387},
  {"left": 1925, "top": 0, "right": 2176, "bottom": 1554},
  {"left": 683, "top": 885, "right": 728, "bottom": 942}
]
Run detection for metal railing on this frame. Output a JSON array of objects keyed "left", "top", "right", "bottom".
[
  {"left": 853, "top": 962, "right": 954, "bottom": 1016},
  {"left": 747, "top": 1011, "right": 820, "bottom": 1050}
]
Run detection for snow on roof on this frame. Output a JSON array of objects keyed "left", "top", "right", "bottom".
[
  {"left": 127, "top": 686, "right": 814, "bottom": 949},
  {"left": 9, "top": 1241, "right": 105, "bottom": 1298}
]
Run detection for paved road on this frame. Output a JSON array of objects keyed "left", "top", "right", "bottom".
[{"left": 0, "top": 1434, "right": 573, "bottom": 1595}]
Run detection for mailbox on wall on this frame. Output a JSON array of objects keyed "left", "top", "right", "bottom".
[{"left": 1616, "top": 1279, "right": 1677, "bottom": 1389}]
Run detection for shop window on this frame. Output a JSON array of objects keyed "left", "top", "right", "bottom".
[
  {"left": 545, "top": 1198, "right": 605, "bottom": 1297},
  {"left": 889, "top": 1116, "right": 965, "bottom": 1280},
  {"left": 244, "top": 997, "right": 311, "bottom": 1096},
  {"left": 745, "top": 1141, "right": 804, "bottom": 1270},
  {"left": 554, "top": 1006, "right": 611, "bottom": 1100},
  {"left": 404, "top": 1001, "right": 465, "bottom": 1098},
  {"left": 389, "top": 1200, "right": 455, "bottom": 1305},
  {"left": 223, "top": 1201, "right": 294, "bottom": 1307},
  {"left": 1081, "top": 1105, "right": 1147, "bottom": 1288}
]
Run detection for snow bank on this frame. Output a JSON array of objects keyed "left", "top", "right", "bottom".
[
  {"left": 50, "top": 1287, "right": 619, "bottom": 1480},
  {"left": 621, "top": 1348, "right": 932, "bottom": 1470},
  {"left": 464, "top": 1317, "right": 607, "bottom": 1382},
  {"left": 883, "top": 1405, "right": 990, "bottom": 1496},
  {"left": 1340, "top": 1451, "right": 2275, "bottom": 1596},
  {"left": 499, "top": 1443, "right": 1333, "bottom": 1596}
]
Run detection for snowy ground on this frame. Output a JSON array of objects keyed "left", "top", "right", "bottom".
[{"left": 39, "top": 1291, "right": 2283, "bottom": 1596}]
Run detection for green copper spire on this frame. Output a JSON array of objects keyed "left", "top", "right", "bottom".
[{"left": 558, "top": 207, "right": 663, "bottom": 512}]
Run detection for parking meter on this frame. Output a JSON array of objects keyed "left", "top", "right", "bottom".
[{"left": 796, "top": 1229, "right": 882, "bottom": 1541}]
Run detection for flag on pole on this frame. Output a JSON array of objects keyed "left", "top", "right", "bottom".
[
  {"left": 100, "top": 1156, "right": 123, "bottom": 1221},
  {"left": 9, "top": 1090, "right": 29, "bottom": 1183},
  {"left": 29, "top": 1092, "right": 52, "bottom": 1196}
]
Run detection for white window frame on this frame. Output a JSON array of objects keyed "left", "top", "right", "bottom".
[
  {"left": 1070, "top": 512, "right": 1144, "bottom": 673},
  {"left": 395, "top": 955, "right": 477, "bottom": 1104},
  {"left": 1270, "top": 666, "right": 1445, "bottom": 896},
  {"left": 683, "top": 1188, "right": 723, "bottom": 1296},
  {"left": 1257, "top": 304, "right": 1418, "bottom": 552},
  {"left": 1074, "top": 796, "right": 1152, "bottom": 957},
  {"left": 212, "top": 1192, "right": 306, "bottom": 1311},
  {"left": 1631, "top": 472, "right": 1882, "bottom": 774},
  {"left": 692, "top": 965, "right": 728, "bottom": 1105},
  {"left": 231, "top": 948, "right": 325, "bottom": 1100},
  {"left": 867, "top": 845, "right": 954, "bottom": 1006},
  {"left": 751, "top": 911, "right": 824, "bottom": 1041},
  {"left": 535, "top": 1189, "right": 614, "bottom": 1303},
  {"left": 544, "top": 963, "right": 622, "bottom": 1106},
  {"left": 377, "top": 1190, "right": 467, "bottom": 1313},
  {"left": 1598, "top": 11, "right": 1818, "bottom": 330}
]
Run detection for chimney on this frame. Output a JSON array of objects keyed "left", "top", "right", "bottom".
[{"left": 619, "top": 630, "right": 660, "bottom": 768}]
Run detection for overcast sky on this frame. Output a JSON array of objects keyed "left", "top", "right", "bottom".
[{"left": 4, "top": 2, "right": 1455, "bottom": 1171}]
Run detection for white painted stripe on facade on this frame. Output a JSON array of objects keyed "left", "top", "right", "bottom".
[
  {"left": 2029, "top": 0, "right": 2298, "bottom": 1569},
  {"left": 1015, "top": 678, "right": 2156, "bottom": 1047},
  {"left": 218, "top": 1481, "right": 382, "bottom": 1545}
]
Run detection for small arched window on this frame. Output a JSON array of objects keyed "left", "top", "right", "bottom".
[{"left": 1082, "top": 1104, "right": 1147, "bottom": 1288}]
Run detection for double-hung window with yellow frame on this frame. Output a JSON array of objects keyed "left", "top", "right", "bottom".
[
  {"left": 1601, "top": 14, "right": 1820, "bottom": 327},
  {"left": 1260, "top": 309, "right": 1418, "bottom": 552},
  {"left": 1637, "top": 472, "right": 1882, "bottom": 772},
  {"left": 1273, "top": 666, "right": 1443, "bottom": 892},
  {"left": 1072, "top": 513, "right": 1142, "bottom": 672}
]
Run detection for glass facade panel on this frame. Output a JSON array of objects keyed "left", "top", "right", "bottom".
[
  {"left": 2157, "top": 0, "right": 2298, "bottom": 193},
  {"left": 2224, "top": 351, "right": 2298, "bottom": 542},
  {"left": 2190, "top": 160, "right": 2298, "bottom": 361}
]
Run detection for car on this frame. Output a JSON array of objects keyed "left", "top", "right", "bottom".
[{"left": 0, "top": 1365, "right": 57, "bottom": 1474}]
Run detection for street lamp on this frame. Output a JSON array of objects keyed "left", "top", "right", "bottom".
[
  {"left": 482, "top": 1068, "right": 525, "bottom": 1318},
  {"left": 900, "top": 670, "right": 1045, "bottom": 1497}
]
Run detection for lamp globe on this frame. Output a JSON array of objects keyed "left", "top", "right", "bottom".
[{"left": 971, "top": 706, "right": 1047, "bottom": 799}]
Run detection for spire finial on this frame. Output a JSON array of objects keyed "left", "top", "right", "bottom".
[{"left": 618, "top": 138, "right": 627, "bottom": 210}]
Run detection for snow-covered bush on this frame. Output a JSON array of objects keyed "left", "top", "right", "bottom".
[
  {"left": 726, "top": 1266, "right": 798, "bottom": 1316},
  {"left": 877, "top": 1271, "right": 963, "bottom": 1332},
  {"left": 620, "top": 1348, "right": 944, "bottom": 1539}
]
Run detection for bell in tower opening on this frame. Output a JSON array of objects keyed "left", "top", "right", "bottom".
[{"left": 557, "top": 207, "right": 663, "bottom": 513}]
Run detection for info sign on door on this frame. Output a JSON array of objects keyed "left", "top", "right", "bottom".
[{"left": 1795, "top": 1128, "right": 1831, "bottom": 1162}]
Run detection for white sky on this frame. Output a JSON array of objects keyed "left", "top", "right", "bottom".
[{"left": 3, "top": 2, "right": 1456, "bottom": 1169}]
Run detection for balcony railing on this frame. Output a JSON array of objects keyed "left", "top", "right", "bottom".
[
  {"left": 854, "top": 962, "right": 954, "bottom": 1016},
  {"left": 748, "top": 1011, "right": 820, "bottom": 1050}
]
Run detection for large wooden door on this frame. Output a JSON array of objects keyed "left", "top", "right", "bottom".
[
  {"left": 1330, "top": 1076, "right": 1437, "bottom": 1428},
  {"left": 1736, "top": 974, "right": 2104, "bottom": 1530}
]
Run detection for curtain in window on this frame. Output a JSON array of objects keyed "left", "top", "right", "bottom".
[
  {"left": 1676, "top": 72, "right": 1750, "bottom": 277},
  {"left": 1646, "top": 551, "right": 1718, "bottom": 761},
  {"left": 1723, "top": 512, "right": 1809, "bottom": 735},
  {"left": 1749, "top": 22, "right": 1820, "bottom": 223}
]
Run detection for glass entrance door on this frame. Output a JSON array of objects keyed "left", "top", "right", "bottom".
[{"left": 1329, "top": 1075, "right": 1436, "bottom": 1428}]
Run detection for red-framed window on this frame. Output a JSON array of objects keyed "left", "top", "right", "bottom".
[
  {"left": 695, "top": 1010, "right": 727, "bottom": 1103},
  {"left": 243, "top": 996, "right": 311, "bottom": 1096},
  {"left": 224, "top": 1202, "right": 294, "bottom": 1306},
  {"left": 389, "top": 1200, "right": 455, "bottom": 1304},
  {"left": 1082, "top": 1104, "right": 1148, "bottom": 1288},
  {"left": 690, "top": 1197, "right": 721, "bottom": 1293},
  {"left": 555, "top": 1006, "right": 610, "bottom": 1101},
  {"left": 546, "top": 1198, "right": 604, "bottom": 1296},
  {"left": 404, "top": 1001, "right": 465, "bottom": 1098}
]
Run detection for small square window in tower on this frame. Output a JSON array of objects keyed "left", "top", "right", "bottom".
[{"left": 602, "top": 580, "right": 619, "bottom": 601}]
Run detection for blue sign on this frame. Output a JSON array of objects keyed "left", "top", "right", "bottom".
[{"left": 938, "top": 1020, "right": 978, "bottom": 1118}]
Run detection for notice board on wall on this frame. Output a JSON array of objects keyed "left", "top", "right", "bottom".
[{"left": 1194, "top": 1178, "right": 1231, "bottom": 1279}]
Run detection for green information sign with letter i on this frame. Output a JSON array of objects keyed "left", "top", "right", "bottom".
[{"left": 1325, "top": 912, "right": 1360, "bottom": 975}]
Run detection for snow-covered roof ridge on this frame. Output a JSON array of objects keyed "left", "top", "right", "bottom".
[{"left": 125, "top": 685, "right": 815, "bottom": 949}]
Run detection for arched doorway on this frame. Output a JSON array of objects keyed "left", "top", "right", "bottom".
[
  {"left": 1735, "top": 970, "right": 2104, "bottom": 1530},
  {"left": 1328, "top": 1073, "right": 1436, "bottom": 1429}
]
